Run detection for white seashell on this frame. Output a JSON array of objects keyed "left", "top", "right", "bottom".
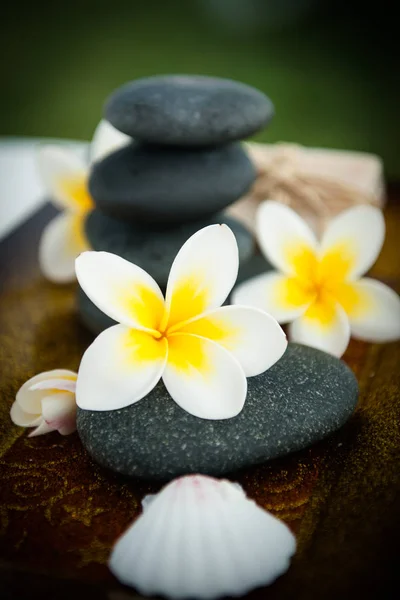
[{"left": 109, "top": 474, "right": 296, "bottom": 599}]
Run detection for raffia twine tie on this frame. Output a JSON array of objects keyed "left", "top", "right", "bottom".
[{"left": 250, "top": 143, "right": 380, "bottom": 231}]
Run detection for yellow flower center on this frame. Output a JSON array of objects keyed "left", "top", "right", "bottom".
[
  {"left": 144, "top": 290, "right": 211, "bottom": 373},
  {"left": 278, "top": 241, "right": 362, "bottom": 324},
  {"left": 120, "top": 274, "right": 234, "bottom": 375},
  {"left": 124, "top": 319, "right": 212, "bottom": 375}
]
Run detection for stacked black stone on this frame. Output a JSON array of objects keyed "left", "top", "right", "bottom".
[{"left": 79, "top": 75, "right": 274, "bottom": 334}]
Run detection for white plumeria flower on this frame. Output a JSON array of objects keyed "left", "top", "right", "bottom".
[
  {"left": 75, "top": 225, "right": 287, "bottom": 420},
  {"left": 37, "top": 120, "right": 130, "bottom": 283},
  {"left": 10, "top": 370, "right": 78, "bottom": 437},
  {"left": 233, "top": 201, "right": 400, "bottom": 358}
]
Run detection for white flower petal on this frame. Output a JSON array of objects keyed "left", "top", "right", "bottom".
[
  {"left": 30, "top": 378, "right": 76, "bottom": 393},
  {"left": 41, "top": 393, "right": 77, "bottom": 435},
  {"left": 29, "top": 419, "right": 55, "bottom": 437},
  {"left": 179, "top": 305, "right": 287, "bottom": 377},
  {"left": 90, "top": 119, "right": 131, "bottom": 163},
  {"left": 75, "top": 251, "right": 165, "bottom": 332},
  {"left": 37, "top": 145, "right": 91, "bottom": 211},
  {"left": 256, "top": 201, "right": 318, "bottom": 276},
  {"left": 15, "top": 369, "right": 77, "bottom": 415},
  {"left": 76, "top": 324, "right": 168, "bottom": 411},
  {"left": 289, "top": 300, "right": 351, "bottom": 358},
  {"left": 39, "top": 212, "right": 89, "bottom": 283},
  {"left": 320, "top": 205, "right": 385, "bottom": 280},
  {"left": 232, "top": 271, "right": 312, "bottom": 323},
  {"left": 162, "top": 333, "right": 247, "bottom": 420},
  {"left": 342, "top": 278, "right": 400, "bottom": 342},
  {"left": 10, "top": 402, "right": 40, "bottom": 427},
  {"left": 163, "top": 225, "right": 239, "bottom": 330}
]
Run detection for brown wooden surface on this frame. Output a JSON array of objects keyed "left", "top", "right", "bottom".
[{"left": 0, "top": 190, "right": 399, "bottom": 599}]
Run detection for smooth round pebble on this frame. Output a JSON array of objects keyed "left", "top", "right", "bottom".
[
  {"left": 105, "top": 74, "right": 274, "bottom": 146},
  {"left": 77, "top": 344, "right": 359, "bottom": 480},
  {"left": 89, "top": 142, "right": 256, "bottom": 224}
]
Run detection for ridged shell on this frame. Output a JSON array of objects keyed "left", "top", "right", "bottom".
[{"left": 109, "top": 474, "right": 296, "bottom": 599}]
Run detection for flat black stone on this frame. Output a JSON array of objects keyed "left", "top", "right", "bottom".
[
  {"left": 77, "top": 344, "right": 359, "bottom": 481},
  {"left": 89, "top": 142, "right": 256, "bottom": 224},
  {"left": 85, "top": 210, "right": 254, "bottom": 288},
  {"left": 105, "top": 75, "right": 274, "bottom": 146}
]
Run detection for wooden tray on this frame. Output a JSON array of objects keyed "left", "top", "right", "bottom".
[{"left": 1, "top": 192, "right": 400, "bottom": 599}]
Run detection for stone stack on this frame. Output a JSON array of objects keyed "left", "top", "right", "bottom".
[{"left": 79, "top": 75, "right": 275, "bottom": 333}]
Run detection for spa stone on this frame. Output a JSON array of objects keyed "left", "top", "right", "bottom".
[
  {"left": 77, "top": 344, "right": 359, "bottom": 480},
  {"left": 89, "top": 142, "right": 256, "bottom": 224},
  {"left": 105, "top": 75, "right": 274, "bottom": 146}
]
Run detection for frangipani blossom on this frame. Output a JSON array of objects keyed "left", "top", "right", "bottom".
[
  {"left": 10, "top": 370, "right": 78, "bottom": 437},
  {"left": 76, "top": 225, "right": 287, "bottom": 419},
  {"left": 38, "top": 120, "right": 130, "bottom": 283},
  {"left": 233, "top": 201, "right": 400, "bottom": 357}
]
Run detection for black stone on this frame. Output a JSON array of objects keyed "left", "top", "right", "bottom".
[
  {"left": 105, "top": 75, "right": 274, "bottom": 146},
  {"left": 89, "top": 142, "right": 256, "bottom": 224},
  {"left": 85, "top": 209, "right": 254, "bottom": 289},
  {"left": 77, "top": 344, "right": 359, "bottom": 481}
]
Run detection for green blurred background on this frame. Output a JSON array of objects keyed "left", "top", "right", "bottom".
[{"left": 1, "top": 0, "right": 398, "bottom": 177}]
